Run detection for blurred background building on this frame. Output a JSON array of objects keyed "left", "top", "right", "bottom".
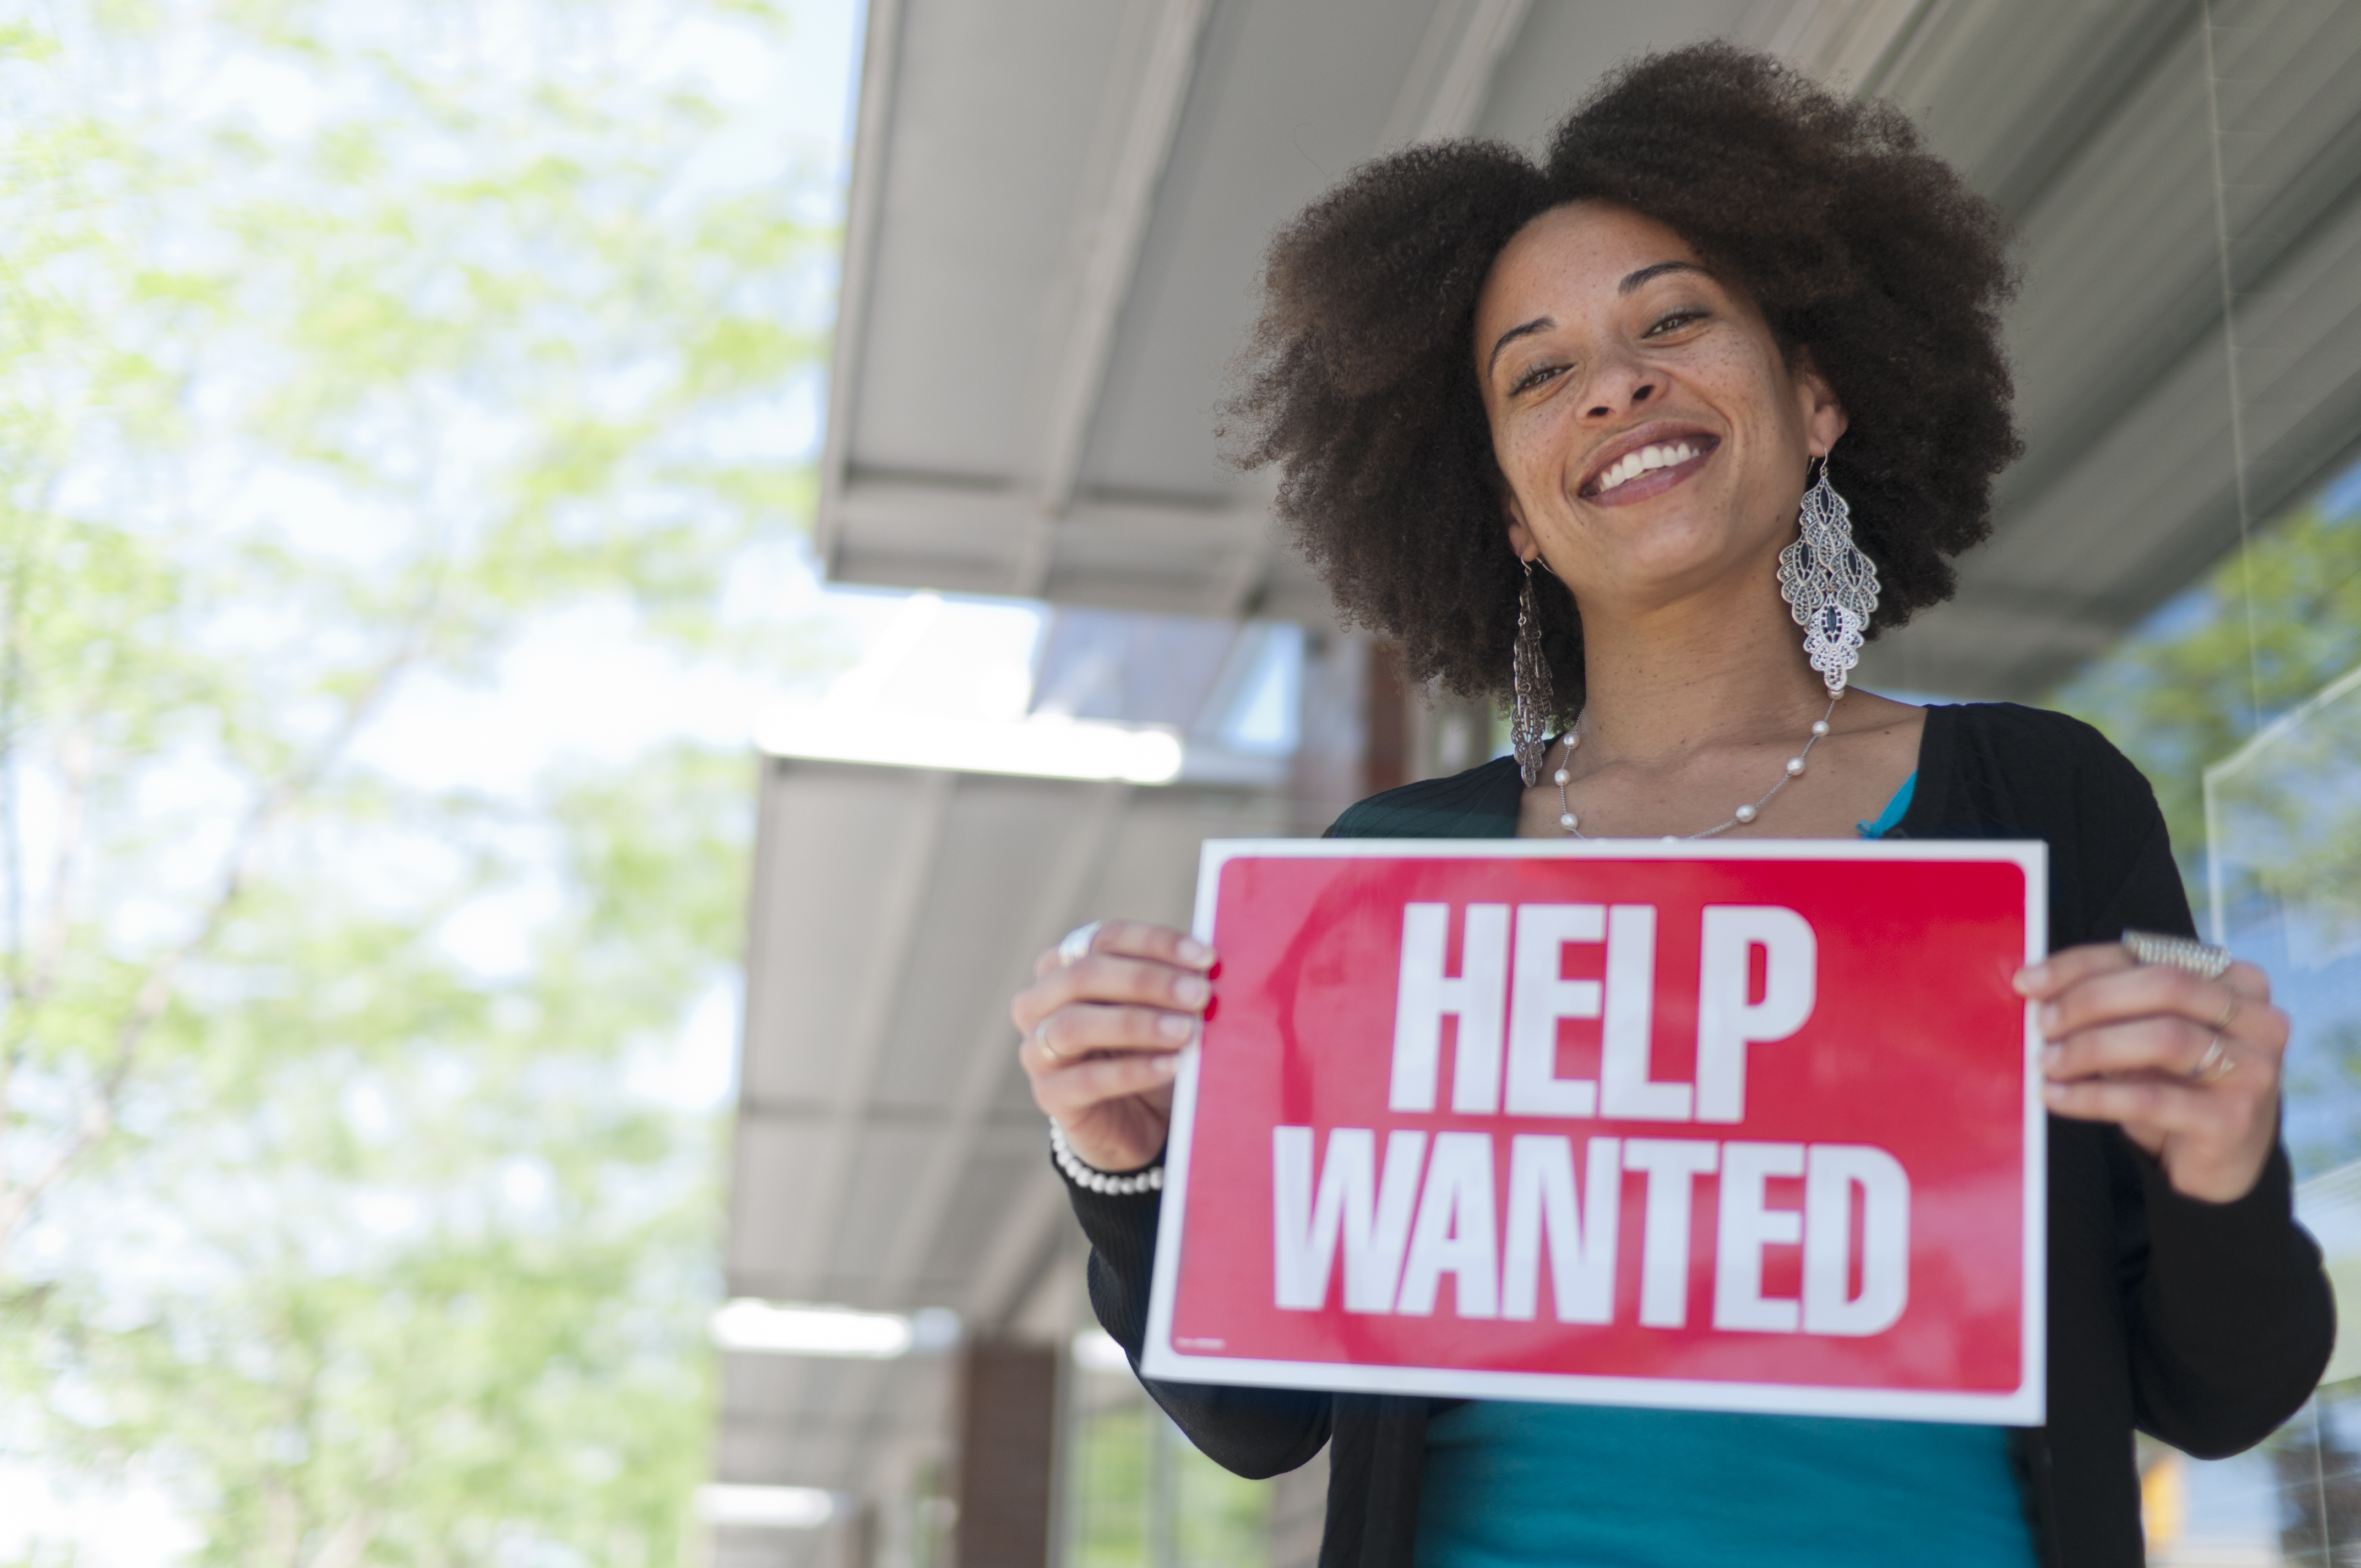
[{"left": 708, "top": 1, "right": 2361, "bottom": 1565}]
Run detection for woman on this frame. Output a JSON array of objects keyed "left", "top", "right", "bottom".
[{"left": 1010, "top": 43, "right": 2330, "bottom": 1567}]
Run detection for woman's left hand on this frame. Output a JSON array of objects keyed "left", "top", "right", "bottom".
[{"left": 2017, "top": 942, "right": 2289, "bottom": 1204}]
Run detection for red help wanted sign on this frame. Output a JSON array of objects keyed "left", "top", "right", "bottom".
[{"left": 1139, "top": 839, "right": 2047, "bottom": 1425}]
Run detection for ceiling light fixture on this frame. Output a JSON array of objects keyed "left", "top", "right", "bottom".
[
  {"left": 694, "top": 1484, "right": 837, "bottom": 1530},
  {"left": 710, "top": 1299, "right": 960, "bottom": 1359},
  {"left": 754, "top": 707, "right": 1185, "bottom": 785}
]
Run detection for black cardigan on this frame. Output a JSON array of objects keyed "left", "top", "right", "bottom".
[{"left": 1062, "top": 703, "right": 2333, "bottom": 1566}]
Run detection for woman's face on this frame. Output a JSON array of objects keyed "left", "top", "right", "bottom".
[{"left": 1474, "top": 201, "right": 1845, "bottom": 615}]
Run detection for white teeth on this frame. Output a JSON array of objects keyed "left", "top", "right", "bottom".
[{"left": 1595, "top": 440, "right": 1701, "bottom": 493}]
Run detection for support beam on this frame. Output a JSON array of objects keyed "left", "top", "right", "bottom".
[
  {"left": 954, "top": 1341, "right": 1060, "bottom": 1568},
  {"left": 1363, "top": 641, "right": 1410, "bottom": 798},
  {"left": 1270, "top": 1447, "right": 1331, "bottom": 1568},
  {"left": 1212, "top": 472, "right": 1283, "bottom": 616},
  {"left": 1407, "top": 682, "right": 1495, "bottom": 784},
  {"left": 835, "top": 477, "right": 1275, "bottom": 613},
  {"left": 873, "top": 785, "right": 1125, "bottom": 1294},
  {"left": 966, "top": 1170, "right": 1076, "bottom": 1334},
  {"left": 839, "top": 478, "right": 1263, "bottom": 554},
  {"left": 1025, "top": 0, "right": 1217, "bottom": 541},
  {"left": 1381, "top": 0, "right": 1534, "bottom": 149},
  {"left": 782, "top": 769, "right": 958, "bottom": 1293},
  {"left": 815, "top": 0, "right": 906, "bottom": 579},
  {"left": 1752, "top": 0, "right": 1933, "bottom": 89},
  {"left": 1008, "top": 0, "right": 1217, "bottom": 597}
]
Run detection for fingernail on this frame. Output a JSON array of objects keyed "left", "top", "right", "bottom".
[
  {"left": 2040, "top": 1044, "right": 2063, "bottom": 1073},
  {"left": 1174, "top": 976, "right": 1210, "bottom": 1007},
  {"left": 1152, "top": 1053, "right": 1180, "bottom": 1076},
  {"left": 2038, "top": 1003, "right": 2061, "bottom": 1035},
  {"left": 2013, "top": 963, "right": 2047, "bottom": 994},
  {"left": 1157, "top": 1012, "right": 1190, "bottom": 1041},
  {"left": 1177, "top": 938, "right": 1213, "bottom": 968}
]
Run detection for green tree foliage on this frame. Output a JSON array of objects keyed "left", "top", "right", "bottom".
[
  {"left": 2052, "top": 492, "right": 2361, "bottom": 878},
  {"left": 2052, "top": 479, "right": 2361, "bottom": 1173},
  {"left": 0, "top": 0, "right": 836, "bottom": 1560},
  {"left": 13, "top": 746, "right": 754, "bottom": 1565},
  {"left": 1063, "top": 1402, "right": 1274, "bottom": 1568}
]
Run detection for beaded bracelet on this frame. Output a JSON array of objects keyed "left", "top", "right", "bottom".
[{"left": 1049, "top": 1120, "right": 1164, "bottom": 1196}]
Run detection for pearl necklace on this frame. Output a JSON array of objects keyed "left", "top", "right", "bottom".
[{"left": 1554, "top": 694, "right": 1841, "bottom": 841}]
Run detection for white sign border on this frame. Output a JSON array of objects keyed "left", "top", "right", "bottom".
[{"left": 1139, "top": 835, "right": 2050, "bottom": 1427}]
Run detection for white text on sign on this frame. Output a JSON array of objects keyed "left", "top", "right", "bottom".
[
  {"left": 1275, "top": 902, "right": 1907, "bottom": 1335},
  {"left": 1270, "top": 1130, "right": 1907, "bottom": 1334},
  {"left": 1388, "top": 902, "right": 1815, "bottom": 1121}
]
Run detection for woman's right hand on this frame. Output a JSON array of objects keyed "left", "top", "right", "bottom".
[{"left": 1013, "top": 919, "right": 1215, "bottom": 1173}]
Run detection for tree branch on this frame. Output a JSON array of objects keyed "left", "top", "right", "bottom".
[
  {"left": 25, "top": 717, "right": 93, "bottom": 1008},
  {"left": 0, "top": 609, "right": 432, "bottom": 1257},
  {"left": 308, "top": 1507, "right": 379, "bottom": 1568}
]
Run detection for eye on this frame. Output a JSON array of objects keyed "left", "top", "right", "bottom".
[
  {"left": 1646, "top": 308, "right": 1709, "bottom": 336},
  {"left": 1510, "top": 362, "right": 1565, "bottom": 395}
]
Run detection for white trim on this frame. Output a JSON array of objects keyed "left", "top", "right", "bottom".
[
  {"left": 1180, "top": 834, "right": 2050, "bottom": 866},
  {"left": 2019, "top": 839, "right": 2050, "bottom": 1425},
  {"left": 1143, "top": 836, "right": 2049, "bottom": 1425},
  {"left": 1133, "top": 1349, "right": 2042, "bottom": 1427}
]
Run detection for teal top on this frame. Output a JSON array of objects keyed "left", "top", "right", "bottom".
[
  {"left": 1413, "top": 1402, "right": 2034, "bottom": 1567},
  {"left": 1857, "top": 769, "right": 1917, "bottom": 837},
  {"left": 1415, "top": 770, "right": 2034, "bottom": 1568}
]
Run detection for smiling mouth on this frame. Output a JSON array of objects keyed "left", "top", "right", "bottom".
[{"left": 1581, "top": 435, "right": 1720, "bottom": 499}]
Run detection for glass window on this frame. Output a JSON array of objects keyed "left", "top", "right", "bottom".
[{"left": 2041, "top": 0, "right": 2361, "bottom": 1545}]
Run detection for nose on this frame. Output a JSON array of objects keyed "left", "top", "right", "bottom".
[{"left": 1582, "top": 351, "right": 1659, "bottom": 419}]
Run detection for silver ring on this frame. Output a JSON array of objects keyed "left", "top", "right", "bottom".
[
  {"left": 1057, "top": 921, "right": 1103, "bottom": 968},
  {"left": 2191, "top": 1032, "right": 2235, "bottom": 1085},
  {"left": 2123, "top": 928, "right": 2234, "bottom": 981}
]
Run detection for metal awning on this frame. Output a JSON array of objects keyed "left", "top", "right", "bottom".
[
  {"left": 721, "top": 2, "right": 2361, "bottom": 1556},
  {"left": 818, "top": 0, "right": 2361, "bottom": 695},
  {"left": 715, "top": 758, "right": 1289, "bottom": 1561}
]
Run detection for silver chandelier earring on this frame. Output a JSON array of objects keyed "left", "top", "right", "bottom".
[
  {"left": 1511, "top": 557, "right": 1556, "bottom": 786},
  {"left": 1777, "top": 449, "right": 1880, "bottom": 697}
]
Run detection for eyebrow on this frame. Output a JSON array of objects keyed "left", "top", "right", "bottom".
[
  {"left": 1484, "top": 262, "right": 1712, "bottom": 380},
  {"left": 1620, "top": 259, "right": 1709, "bottom": 293},
  {"left": 1486, "top": 317, "right": 1553, "bottom": 377}
]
